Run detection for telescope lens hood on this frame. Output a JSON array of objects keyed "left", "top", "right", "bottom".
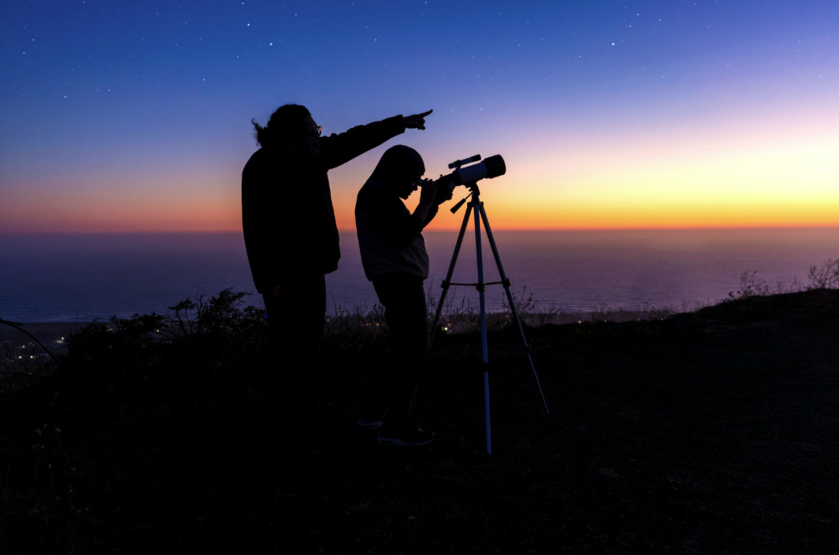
[{"left": 482, "top": 155, "right": 506, "bottom": 179}]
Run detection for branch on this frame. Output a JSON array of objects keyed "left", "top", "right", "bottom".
[{"left": 0, "top": 318, "right": 59, "bottom": 364}]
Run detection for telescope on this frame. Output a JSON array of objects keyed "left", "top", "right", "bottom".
[
  {"left": 432, "top": 154, "right": 506, "bottom": 214},
  {"left": 424, "top": 151, "right": 550, "bottom": 455},
  {"left": 436, "top": 154, "right": 506, "bottom": 190}
]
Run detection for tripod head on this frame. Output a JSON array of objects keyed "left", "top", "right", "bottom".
[{"left": 450, "top": 183, "right": 481, "bottom": 214}]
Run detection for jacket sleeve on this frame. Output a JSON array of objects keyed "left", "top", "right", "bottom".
[
  {"left": 319, "top": 116, "right": 406, "bottom": 170},
  {"left": 357, "top": 183, "right": 426, "bottom": 250},
  {"left": 423, "top": 203, "right": 439, "bottom": 227}
]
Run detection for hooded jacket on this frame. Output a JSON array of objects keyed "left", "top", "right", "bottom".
[
  {"left": 242, "top": 115, "right": 405, "bottom": 293},
  {"left": 355, "top": 145, "right": 437, "bottom": 281}
]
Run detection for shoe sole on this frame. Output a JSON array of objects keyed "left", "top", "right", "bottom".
[
  {"left": 358, "top": 422, "right": 383, "bottom": 431},
  {"left": 377, "top": 436, "right": 434, "bottom": 447}
]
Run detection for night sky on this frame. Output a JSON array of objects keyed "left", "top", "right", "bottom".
[{"left": 2, "top": 0, "right": 837, "bottom": 233}]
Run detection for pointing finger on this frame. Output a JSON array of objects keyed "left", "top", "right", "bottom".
[{"left": 420, "top": 109, "right": 433, "bottom": 117}]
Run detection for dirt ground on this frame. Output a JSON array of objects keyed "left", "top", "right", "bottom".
[{"left": 1, "top": 290, "right": 837, "bottom": 553}]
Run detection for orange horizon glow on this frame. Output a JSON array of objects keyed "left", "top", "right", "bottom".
[
  {"left": 5, "top": 192, "right": 839, "bottom": 234},
  {"left": 4, "top": 1, "right": 839, "bottom": 240},
  {"left": 3, "top": 106, "right": 837, "bottom": 235},
  {"left": 5, "top": 204, "right": 839, "bottom": 234}
]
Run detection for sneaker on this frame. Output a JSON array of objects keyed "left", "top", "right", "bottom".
[
  {"left": 357, "top": 415, "right": 385, "bottom": 431},
  {"left": 377, "top": 421, "right": 435, "bottom": 447},
  {"left": 357, "top": 410, "right": 386, "bottom": 431}
]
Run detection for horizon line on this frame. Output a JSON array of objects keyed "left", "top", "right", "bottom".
[{"left": 4, "top": 224, "right": 839, "bottom": 235}]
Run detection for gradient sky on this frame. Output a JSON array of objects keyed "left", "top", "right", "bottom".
[{"left": 2, "top": 0, "right": 837, "bottom": 233}]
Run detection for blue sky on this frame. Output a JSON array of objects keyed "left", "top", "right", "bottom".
[{"left": 2, "top": 0, "right": 837, "bottom": 232}]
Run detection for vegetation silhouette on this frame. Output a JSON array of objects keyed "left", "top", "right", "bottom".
[{"left": 2, "top": 260, "right": 839, "bottom": 552}]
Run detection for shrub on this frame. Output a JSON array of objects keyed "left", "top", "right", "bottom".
[
  {"left": 725, "top": 257, "right": 839, "bottom": 302},
  {"left": 52, "top": 289, "right": 267, "bottom": 414},
  {"left": 807, "top": 258, "right": 839, "bottom": 290}
]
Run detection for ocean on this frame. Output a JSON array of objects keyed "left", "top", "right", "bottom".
[{"left": 1, "top": 229, "right": 837, "bottom": 322}]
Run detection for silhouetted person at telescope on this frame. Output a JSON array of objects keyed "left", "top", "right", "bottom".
[
  {"left": 242, "top": 104, "right": 432, "bottom": 443},
  {"left": 355, "top": 145, "right": 453, "bottom": 446}
]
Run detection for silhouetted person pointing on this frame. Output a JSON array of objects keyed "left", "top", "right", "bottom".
[{"left": 242, "top": 104, "right": 432, "bottom": 444}]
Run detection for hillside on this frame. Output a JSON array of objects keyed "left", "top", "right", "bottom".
[{"left": 2, "top": 290, "right": 837, "bottom": 553}]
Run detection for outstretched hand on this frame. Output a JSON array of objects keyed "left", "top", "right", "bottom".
[{"left": 404, "top": 109, "right": 433, "bottom": 130}]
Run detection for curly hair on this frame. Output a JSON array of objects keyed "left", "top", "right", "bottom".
[{"left": 251, "top": 104, "right": 311, "bottom": 147}]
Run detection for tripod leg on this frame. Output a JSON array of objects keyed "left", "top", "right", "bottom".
[
  {"left": 478, "top": 204, "right": 550, "bottom": 415},
  {"left": 426, "top": 203, "right": 473, "bottom": 358},
  {"left": 474, "top": 200, "right": 492, "bottom": 454}
]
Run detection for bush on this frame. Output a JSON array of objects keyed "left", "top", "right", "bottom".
[
  {"left": 49, "top": 289, "right": 268, "bottom": 414},
  {"left": 807, "top": 258, "right": 839, "bottom": 290},
  {"left": 725, "top": 257, "right": 839, "bottom": 302},
  {"left": 425, "top": 284, "right": 560, "bottom": 334}
]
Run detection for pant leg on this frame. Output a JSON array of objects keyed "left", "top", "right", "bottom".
[
  {"left": 372, "top": 274, "right": 428, "bottom": 422},
  {"left": 262, "top": 275, "right": 325, "bottom": 414}
]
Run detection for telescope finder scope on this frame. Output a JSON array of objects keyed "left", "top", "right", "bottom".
[{"left": 448, "top": 155, "right": 482, "bottom": 169}]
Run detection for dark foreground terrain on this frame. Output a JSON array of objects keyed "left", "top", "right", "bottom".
[{"left": 2, "top": 290, "right": 837, "bottom": 553}]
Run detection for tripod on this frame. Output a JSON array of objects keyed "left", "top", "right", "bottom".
[{"left": 426, "top": 183, "right": 550, "bottom": 454}]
